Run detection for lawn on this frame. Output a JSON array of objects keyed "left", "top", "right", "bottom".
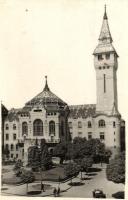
[
  {"left": 33, "top": 166, "right": 67, "bottom": 182},
  {"left": 2, "top": 165, "right": 68, "bottom": 185},
  {"left": 3, "top": 174, "right": 23, "bottom": 185}
]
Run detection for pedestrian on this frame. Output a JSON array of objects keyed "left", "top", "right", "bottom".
[
  {"left": 53, "top": 187, "right": 57, "bottom": 197},
  {"left": 57, "top": 187, "right": 60, "bottom": 197},
  {"left": 41, "top": 183, "right": 45, "bottom": 192}
]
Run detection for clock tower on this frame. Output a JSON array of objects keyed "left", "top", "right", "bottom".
[{"left": 93, "top": 6, "right": 119, "bottom": 115}]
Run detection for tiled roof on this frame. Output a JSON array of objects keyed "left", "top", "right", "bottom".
[
  {"left": 25, "top": 89, "right": 67, "bottom": 108},
  {"left": 93, "top": 43, "right": 117, "bottom": 55},
  {"left": 69, "top": 104, "right": 96, "bottom": 119}
]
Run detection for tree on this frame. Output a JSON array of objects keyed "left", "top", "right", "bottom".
[
  {"left": 106, "top": 152, "right": 125, "bottom": 184},
  {"left": 13, "top": 160, "right": 23, "bottom": 176},
  {"left": 73, "top": 137, "right": 87, "bottom": 144},
  {"left": 28, "top": 146, "right": 41, "bottom": 171},
  {"left": 53, "top": 142, "right": 68, "bottom": 164},
  {"left": 64, "top": 162, "right": 80, "bottom": 184},
  {"left": 28, "top": 139, "right": 52, "bottom": 171},
  {"left": 40, "top": 139, "right": 52, "bottom": 170},
  {"left": 75, "top": 156, "right": 93, "bottom": 179}
]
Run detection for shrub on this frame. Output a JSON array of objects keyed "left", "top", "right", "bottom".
[{"left": 20, "top": 169, "right": 35, "bottom": 183}]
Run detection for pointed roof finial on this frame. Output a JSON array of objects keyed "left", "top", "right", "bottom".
[
  {"left": 43, "top": 75, "right": 50, "bottom": 91},
  {"left": 104, "top": 4, "right": 108, "bottom": 20}
]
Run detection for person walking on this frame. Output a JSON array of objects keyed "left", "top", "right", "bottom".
[
  {"left": 57, "top": 187, "right": 60, "bottom": 197},
  {"left": 41, "top": 183, "right": 45, "bottom": 192},
  {"left": 53, "top": 187, "right": 57, "bottom": 197}
]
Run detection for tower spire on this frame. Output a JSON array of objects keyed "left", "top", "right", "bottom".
[
  {"left": 104, "top": 4, "right": 108, "bottom": 20},
  {"left": 43, "top": 75, "right": 50, "bottom": 91},
  {"left": 98, "top": 5, "right": 112, "bottom": 43}
]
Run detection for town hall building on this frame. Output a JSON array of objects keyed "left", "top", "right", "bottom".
[{"left": 2, "top": 7, "right": 125, "bottom": 163}]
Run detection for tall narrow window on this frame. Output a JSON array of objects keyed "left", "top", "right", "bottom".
[
  {"left": 78, "top": 121, "right": 82, "bottom": 128},
  {"left": 106, "top": 53, "right": 110, "bottom": 60},
  {"left": 88, "top": 132, "right": 92, "bottom": 140},
  {"left": 11, "top": 144, "right": 14, "bottom": 151},
  {"left": 104, "top": 74, "right": 106, "bottom": 93},
  {"left": 88, "top": 121, "right": 92, "bottom": 128},
  {"left": 5, "top": 124, "right": 9, "bottom": 130},
  {"left": 22, "top": 122, "right": 28, "bottom": 136},
  {"left": 6, "top": 134, "right": 9, "bottom": 140},
  {"left": 98, "top": 54, "right": 103, "bottom": 60},
  {"left": 113, "top": 121, "right": 116, "bottom": 128},
  {"left": 13, "top": 124, "right": 16, "bottom": 130},
  {"left": 16, "top": 144, "right": 19, "bottom": 151},
  {"left": 33, "top": 119, "right": 43, "bottom": 136},
  {"left": 100, "top": 132, "right": 105, "bottom": 140},
  {"left": 13, "top": 134, "right": 16, "bottom": 140},
  {"left": 49, "top": 121, "right": 55, "bottom": 135}
]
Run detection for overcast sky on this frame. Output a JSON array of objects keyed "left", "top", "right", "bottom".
[{"left": 0, "top": 0, "right": 128, "bottom": 123}]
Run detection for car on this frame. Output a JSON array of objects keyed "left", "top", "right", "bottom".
[{"left": 92, "top": 189, "right": 106, "bottom": 198}]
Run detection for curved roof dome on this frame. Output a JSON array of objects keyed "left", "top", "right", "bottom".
[{"left": 25, "top": 76, "right": 67, "bottom": 108}]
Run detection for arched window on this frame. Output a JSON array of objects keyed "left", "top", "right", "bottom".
[
  {"left": 49, "top": 121, "right": 55, "bottom": 135},
  {"left": 99, "top": 119, "right": 106, "bottom": 127},
  {"left": 88, "top": 121, "right": 92, "bottom": 128},
  {"left": 33, "top": 119, "right": 43, "bottom": 136},
  {"left": 5, "top": 144, "right": 9, "bottom": 149},
  {"left": 78, "top": 121, "right": 82, "bottom": 128},
  {"left": 22, "top": 122, "right": 28, "bottom": 136},
  {"left": 13, "top": 124, "right": 16, "bottom": 130}
]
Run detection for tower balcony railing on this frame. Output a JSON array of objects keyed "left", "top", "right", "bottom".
[{"left": 17, "top": 137, "right": 60, "bottom": 144}]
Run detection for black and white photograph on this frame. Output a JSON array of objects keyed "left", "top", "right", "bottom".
[{"left": 0, "top": 0, "right": 127, "bottom": 199}]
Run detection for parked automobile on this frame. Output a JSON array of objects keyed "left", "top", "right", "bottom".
[{"left": 92, "top": 189, "right": 106, "bottom": 198}]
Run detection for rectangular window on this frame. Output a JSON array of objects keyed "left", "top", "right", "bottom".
[
  {"left": 5, "top": 124, "right": 9, "bottom": 130},
  {"left": 98, "top": 54, "right": 103, "bottom": 60},
  {"left": 88, "top": 132, "right": 92, "bottom": 140},
  {"left": 78, "top": 121, "right": 82, "bottom": 128},
  {"left": 11, "top": 154, "right": 13, "bottom": 158},
  {"left": 106, "top": 53, "right": 110, "bottom": 60},
  {"left": 16, "top": 154, "right": 18, "bottom": 158},
  {"left": 100, "top": 132, "right": 105, "bottom": 140},
  {"left": 104, "top": 74, "right": 106, "bottom": 93},
  {"left": 6, "top": 134, "right": 9, "bottom": 140},
  {"left": 13, "top": 134, "right": 16, "bottom": 140},
  {"left": 11, "top": 144, "right": 14, "bottom": 151}
]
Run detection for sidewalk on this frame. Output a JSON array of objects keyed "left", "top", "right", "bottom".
[{"left": 1, "top": 178, "right": 72, "bottom": 197}]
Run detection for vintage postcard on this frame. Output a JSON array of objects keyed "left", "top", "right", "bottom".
[{"left": 0, "top": 0, "right": 127, "bottom": 199}]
